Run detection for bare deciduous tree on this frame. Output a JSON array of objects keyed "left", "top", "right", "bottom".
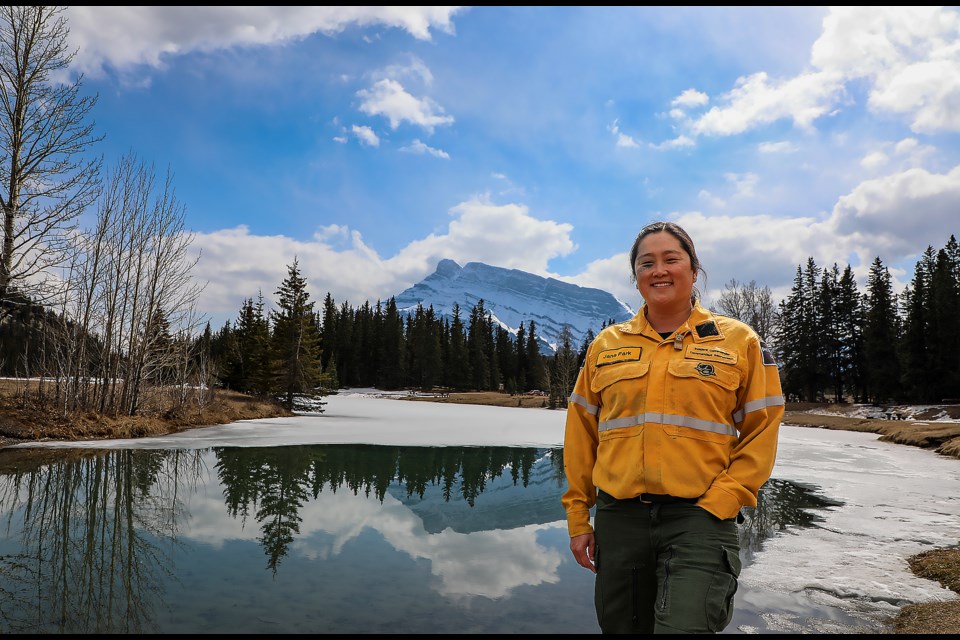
[
  {"left": 713, "top": 278, "right": 777, "bottom": 341},
  {"left": 550, "top": 325, "right": 579, "bottom": 409},
  {"left": 0, "top": 5, "right": 102, "bottom": 318},
  {"left": 49, "top": 153, "right": 204, "bottom": 416}
]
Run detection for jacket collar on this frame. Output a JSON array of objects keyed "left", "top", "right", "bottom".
[{"left": 616, "top": 302, "right": 725, "bottom": 342}]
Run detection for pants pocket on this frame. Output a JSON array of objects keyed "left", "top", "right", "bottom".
[{"left": 705, "top": 545, "right": 742, "bottom": 632}]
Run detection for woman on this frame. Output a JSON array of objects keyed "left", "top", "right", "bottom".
[{"left": 562, "top": 221, "right": 783, "bottom": 634}]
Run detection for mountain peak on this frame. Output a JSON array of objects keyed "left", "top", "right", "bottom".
[
  {"left": 435, "top": 258, "right": 462, "bottom": 277},
  {"left": 395, "top": 259, "right": 635, "bottom": 353}
]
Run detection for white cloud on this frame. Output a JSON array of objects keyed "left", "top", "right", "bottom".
[
  {"left": 861, "top": 151, "right": 889, "bottom": 171},
  {"left": 608, "top": 118, "right": 641, "bottom": 148},
  {"left": 555, "top": 252, "right": 641, "bottom": 314},
  {"left": 357, "top": 78, "right": 454, "bottom": 133},
  {"left": 827, "top": 164, "right": 960, "bottom": 265},
  {"left": 352, "top": 124, "right": 380, "bottom": 146},
  {"left": 862, "top": 138, "right": 937, "bottom": 172},
  {"left": 65, "top": 6, "right": 466, "bottom": 77},
  {"left": 650, "top": 135, "right": 695, "bottom": 150},
  {"left": 189, "top": 199, "right": 576, "bottom": 328},
  {"left": 671, "top": 88, "right": 709, "bottom": 108},
  {"left": 758, "top": 141, "right": 797, "bottom": 154},
  {"left": 393, "top": 197, "right": 576, "bottom": 277},
  {"left": 609, "top": 118, "right": 692, "bottom": 151},
  {"left": 401, "top": 139, "right": 450, "bottom": 159},
  {"left": 674, "top": 7, "right": 960, "bottom": 139},
  {"left": 811, "top": 6, "right": 960, "bottom": 133},
  {"left": 894, "top": 137, "right": 936, "bottom": 164},
  {"left": 690, "top": 70, "right": 847, "bottom": 136},
  {"left": 698, "top": 190, "right": 726, "bottom": 209},
  {"left": 726, "top": 172, "right": 759, "bottom": 198},
  {"left": 691, "top": 174, "right": 757, "bottom": 211}
]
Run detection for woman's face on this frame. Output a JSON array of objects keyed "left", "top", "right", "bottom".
[{"left": 633, "top": 231, "right": 696, "bottom": 313}]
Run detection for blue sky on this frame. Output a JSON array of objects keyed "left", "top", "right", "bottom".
[{"left": 62, "top": 7, "right": 960, "bottom": 330}]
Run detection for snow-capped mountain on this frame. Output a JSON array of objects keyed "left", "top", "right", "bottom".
[{"left": 393, "top": 259, "right": 636, "bottom": 354}]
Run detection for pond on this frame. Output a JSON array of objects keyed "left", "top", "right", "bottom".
[{"left": 0, "top": 442, "right": 876, "bottom": 634}]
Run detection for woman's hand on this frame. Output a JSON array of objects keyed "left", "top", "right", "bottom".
[{"left": 570, "top": 532, "right": 597, "bottom": 573}]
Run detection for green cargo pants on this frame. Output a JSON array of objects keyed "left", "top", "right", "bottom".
[{"left": 593, "top": 490, "right": 742, "bottom": 634}]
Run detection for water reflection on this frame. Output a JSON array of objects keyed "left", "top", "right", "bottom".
[{"left": 0, "top": 445, "right": 842, "bottom": 634}]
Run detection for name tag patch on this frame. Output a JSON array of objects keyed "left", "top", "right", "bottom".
[
  {"left": 685, "top": 344, "right": 738, "bottom": 365},
  {"left": 597, "top": 347, "right": 642, "bottom": 367}
]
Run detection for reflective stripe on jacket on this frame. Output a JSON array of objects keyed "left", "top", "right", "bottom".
[{"left": 561, "top": 303, "right": 784, "bottom": 537}]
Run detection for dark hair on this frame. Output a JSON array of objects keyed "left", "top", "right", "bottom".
[{"left": 628, "top": 221, "right": 706, "bottom": 301}]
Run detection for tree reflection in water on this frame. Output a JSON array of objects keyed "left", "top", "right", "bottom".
[
  {"left": 0, "top": 449, "right": 206, "bottom": 633},
  {"left": 0, "top": 444, "right": 838, "bottom": 634},
  {"left": 740, "top": 477, "right": 844, "bottom": 564},
  {"left": 214, "top": 445, "right": 559, "bottom": 572}
]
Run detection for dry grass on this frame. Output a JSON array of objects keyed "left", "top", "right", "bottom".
[
  {"left": 0, "top": 378, "right": 293, "bottom": 446},
  {"left": 893, "top": 549, "right": 960, "bottom": 634},
  {"left": 397, "top": 390, "right": 553, "bottom": 409},
  {"left": 0, "top": 383, "right": 957, "bottom": 634}
]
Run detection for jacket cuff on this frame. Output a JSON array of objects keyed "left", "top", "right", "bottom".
[
  {"left": 566, "top": 510, "right": 593, "bottom": 537},
  {"left": 697, "top": 486, "right": 742, "bottom": 521}
]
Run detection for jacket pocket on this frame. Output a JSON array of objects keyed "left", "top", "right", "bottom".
[
  {"left": 590, "top": 361, "right": 650, "bottom": 394},
  {"left": 667, "top": 359, "right": 739, "bottom": 390},
  {"left": 664, "top": 359, "right": 739, "bottom": 443}
]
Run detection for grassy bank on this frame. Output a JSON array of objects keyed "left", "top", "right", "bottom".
[{"left": 0, "top": 381, "right": 293, "bottom": 446}]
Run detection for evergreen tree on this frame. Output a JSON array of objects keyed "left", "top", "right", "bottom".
[
  {"left": 774, "top": 262, "right": 818, "bottom": 401},
  {"left": 223, "top": 293, "right": 270, "bottom": 395},
  {"left": 835, "top": 265, "right": 865, "bottom": 402},
  {"left": 495, "top": 325, "right": 516, "bottom": 394},
  {"left": 929, "top": 245, "right": 960, "bottom": 400},
  {"left": 899, "top": 248, "right": 935, "bottom": 402},
  {"left": 378, "top": 297, "right": 405, "bottom": 389},
  {"left": 467, "top": 299, "right": 491, "bottom": 390},
  {"left": 447, "top": 303, "right": 470, "bottom": 390},
  {"left": 482, "top": 307, "right": 500, "bottom": 391},
  {"left": 353, "top": 301, "right": 377, "bottom": 385},
  {"left": 862, "top": 257, "right": 900, "bottom": 404},
  {"left": 420, "top": 305, "right": 443, "bottom": 390},
  {"left": 270, "top": 258, "right": 323, "bottom": 410},
  {"left": 577, "top": 328, "right": 595, "bottom": 369},
  {"left": 320, "top": 293, "right": 338, "bottom": 375},
  {"left": 817, "top": 264, "right": 842, "bottom": 402},
  {"left": 514, "top": 322, "right": 528, "bottom": 391},
  {"left": 525, "top": 320, "right": 547, "bottom": 392},
  {"left": 550, "top": 325, "right": 578, "bottom": 408},
  {"left": 335, "top": 300, "right": 354, "bottom": 386}
]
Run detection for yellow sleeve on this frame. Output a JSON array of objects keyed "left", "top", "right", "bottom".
[
  {"left": 561, "top": 361, "right": 601, "bottom": 537},
  {"left": 698, "top": 335, "right": 784, "bottom": 520}
]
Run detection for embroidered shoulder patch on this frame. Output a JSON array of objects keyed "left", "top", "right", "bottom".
[
  {"left": 760, "top": 340, "right": 778, "bottom": 366},
  {"left": 596, "top": 346, "right": 642, "bottom": 367},
  {"left": 695, "top": 321, "right": 720, "bottom": 338},
  {"left": 685, "top": 344, "right": 738, "bottom": 365}
]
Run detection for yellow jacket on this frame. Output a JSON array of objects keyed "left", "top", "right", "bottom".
[{"left": 562, "top": 303, "right": 784, "bottom": 537}]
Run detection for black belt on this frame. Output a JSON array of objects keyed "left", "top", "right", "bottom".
[{"left": 598, "top": 489, "right": 697, "bottom": 505}]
